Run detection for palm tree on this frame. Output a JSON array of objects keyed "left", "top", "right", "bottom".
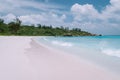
[{"left": 8, "top": 18, "right": 21, "bottom": 34}]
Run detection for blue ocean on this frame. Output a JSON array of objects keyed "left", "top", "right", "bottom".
[{"left": 36, "top": 36, "right": 120, "bottom": 74}]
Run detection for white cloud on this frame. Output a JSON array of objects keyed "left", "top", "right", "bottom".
[
  {"left": 71, "top": 3, "right": 99, "bottom": 22},
  {"left": 1, "top": 12, "right": 66, "bottom": 27},
  {"left": 102, "top": 0, "right": 120, "bottom": 21},
  {"left": 18, "top": 12, "right": 66, "bottom": 26},
  {"left": 0, "top": 0, "right": 64, "bottom": 15},
  {"left": 70, "top": 0, "right": 120, "bottom": 35},
  {"left": 1, "top": 13, "right": 16, "bottom": 23}
]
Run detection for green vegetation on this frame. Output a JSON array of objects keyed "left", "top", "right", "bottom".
[{"left": 0, "top": 18, "right": 97, "bottom": 36}]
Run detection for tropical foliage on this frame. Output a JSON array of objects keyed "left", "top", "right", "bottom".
[{"left": 0, "top": 18, "right": 96, "bottom": 36}]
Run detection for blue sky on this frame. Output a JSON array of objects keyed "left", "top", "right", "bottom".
[
  {"left": 0, "top": 0, "right": 120, "bottom": 35},
  {"left": 41, "top": 0, "right": 110, "bottom": 10}
]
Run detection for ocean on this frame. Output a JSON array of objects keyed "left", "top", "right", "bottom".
[{"left": 36, "top": 36, "right": 120, "bottom": 74}]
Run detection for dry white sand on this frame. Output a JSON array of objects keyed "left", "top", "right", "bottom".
[{"left": 0, "top": 36, "right": 119, "bottom": 80}]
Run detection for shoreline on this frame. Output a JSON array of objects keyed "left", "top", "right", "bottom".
[
  {"left": 32, "top": 36, "right": 119, "bottom": 75},
  {"left": 0, "top": 36, "right": 119, "bottom": 80}
]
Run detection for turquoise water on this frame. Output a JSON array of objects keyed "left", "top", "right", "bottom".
[{"left": 36, "top": 36, "right": 120, "bottom": 74}]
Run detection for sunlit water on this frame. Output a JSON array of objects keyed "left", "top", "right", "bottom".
[{"left": 36, "top": 36, "right": 120, "bottom": 74}]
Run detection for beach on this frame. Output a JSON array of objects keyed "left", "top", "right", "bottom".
[{"left": 0, "top": 36, "right": 119, "bottom": 80}]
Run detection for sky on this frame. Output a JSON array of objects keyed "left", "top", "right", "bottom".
[{"left": 0, "top": 0, "right": 120, "bottom": 35}]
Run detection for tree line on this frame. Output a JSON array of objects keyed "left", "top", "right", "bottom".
[{"left": 0, "top": 18, "right": 96, "bottom": 36}]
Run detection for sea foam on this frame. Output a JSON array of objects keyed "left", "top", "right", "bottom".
[
  {"left": 51, "top": 40, "right": 73, "bottom": 47},
  {"left": 102, "top": 49, "right": 120, "bottom": 58}
]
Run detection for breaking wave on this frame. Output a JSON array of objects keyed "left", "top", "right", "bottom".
[
  {"left": 101, "top": 49, "right": 120, "bottom": 58},
  {"left": 51, "top": 40, "right": 73, "bottom": 47},
  {"left": 43, "top": 37, "right": 49, "bottom": 41}
]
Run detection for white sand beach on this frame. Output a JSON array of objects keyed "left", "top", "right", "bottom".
[{"left": 0, "top": 36, "right": 119, "bottom": 80}]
